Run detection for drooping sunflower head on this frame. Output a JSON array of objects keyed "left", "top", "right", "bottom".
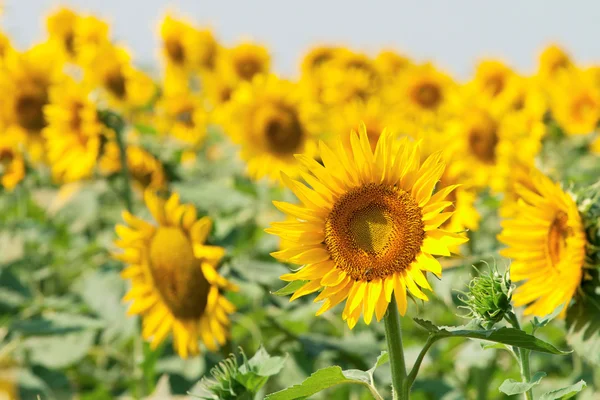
[
  {"left": 537, "top": 44, "right": 574, "bottom": 85},
  {"left": 268, "top": 127, "right": 467, "bottom": 328},
  {"left": 224, "top": 42, "right": 270, "bottom": 82},
  {"left": 46, "top": 7, "right": 80, "bottom": 58},
  {"left": 43, "top": 79, "right": 105, "bottom": 183},
  {"left": 114, "top": 191, "right": 237, "bottom": 358},
  {"left": 498, "top": 171, "right": 587, "bottom": 317},
  {"left": 225, "top": 74, "right": 322, "bottom": 183}
]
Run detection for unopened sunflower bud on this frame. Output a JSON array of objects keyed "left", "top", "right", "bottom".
[{"left": 459, "top": 265, "right": 513, "bottom": 329}]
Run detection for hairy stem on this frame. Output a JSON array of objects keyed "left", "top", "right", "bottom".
[{"left": 383, "top": 297, "right": 409, "bottom": 399}]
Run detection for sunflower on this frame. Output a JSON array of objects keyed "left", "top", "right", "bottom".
[
  {"left": 0, "top": 31, "right": 13, "bottom": 64},
  {"left": 0, "top": 43, "right": 63, "bottom": 162},
  {"left": 468, "top": 60, "right": 515, "bottom": 101},
  {"left": 46, "top": 7, "right": 80, "bottom": 59},
  {"left": 99, "top": 143, "right": 167, "bottom": 192},
  {"left": 320, "top": 67, "right": 380, "bottom": 106},
  {"left": 114, "top": 190, "right": 237, "bottom": 358},
  {"left": 81, "top": 44, "right": 156, "bottom": 110},
  {"left": 375, "top": 49, "right": 413, "bottom": 80},
  {"left": 0, "top": 128, "right": 26, "bottom": 191},
  {"left": 225, "top": 74, "right": 322, "bottom": 183},
  {"left": 395, "top": 63, "right": 457, "bottom": 129},
  {"left": 300, "top": 45, "right": 344, "bottom": 79},
  {"left": 549, "top": 72, "right": 600, "bottom": 135},
  {"left": 329, "top": 98, "right": 402, "bottom": 152},
  {"left": 156, "top": 82, "right": 208, "bottom": 149},
  {"left": 72, "top": 15, "right": 111, "bottom": 62},
  {"left": 43, "top": 80, "right": 105, "bottom": 182},
  {"left": 222, "top": 42, "right": 270, "bottom": 82},
  {"left": 537, "top": 44, "right": 574, "bottom": 86},
  {"left": 267, "top": 127, "right": 467, "bottom": 328},
  {"left": 159, "top": 15, "right": 218, "bottom": 74},
  {"left": 444, "top": 104, "right": 542, "bottom": 193},
  {"left": 498, "top": 171, "right": 587, "bottom": 317}
]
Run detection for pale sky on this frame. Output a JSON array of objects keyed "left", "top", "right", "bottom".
[{"left": 2, "top": 0, "right": 599, "bottom": 79}]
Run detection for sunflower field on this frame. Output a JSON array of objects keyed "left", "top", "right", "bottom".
[{"left": 1, "top": 5, "right": 600, "bottom": 400}]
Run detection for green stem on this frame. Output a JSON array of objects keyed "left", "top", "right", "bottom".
[
  {"left": 406, "top": 335, "right": 438, "bottom": 386},
  {"left": 506, "top": 312, "right": 533, "bottom": 400},
  {"left": 383, "top": 297, "right": 409, "bottom": 400},
  {"left": 99, "top": 110, "right": 132, "bottom": 212}
]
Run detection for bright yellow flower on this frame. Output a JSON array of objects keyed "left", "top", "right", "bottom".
[
  {"left": 0, "top": 31, "right": 13, "bottom": 64},
  {"left": 395, "top": 63, "right": 457, "bottom": 129},
  {"left": 537, "top": 44, "right": 574, "bottom": 86},
  {"left": 329, "top": 99, "right": 402, "bottom": 152},
  {"left": 156, "top": 83, "right": 208, "bottom": 149},
  {"left": 498, "top": 171, "right": 587, "bottom": 317},
  {"left": 159, "top": 15, "right": 219, "bottom": 74},
  {"left": 225, "top": 74, "right": 322, "bottom": 183},
  {"left": 114, "top": 191, "right": 237, "bottom": 358},
  {"left": 46, "top": 7, "right": 80, "bottom": 59},
  {"left": 43, "top": 80, "right": 105, "bottom": 182},
  {"left": 444, "top": 104, "right": 542, "bottom": 193},
  {"left": 99, "top": 143, "right": 167, "bottom": 192},
  {"left": 73, "top": 15, "right": 111, "bottom": 61},
  {"left": 549, "top": 71, "right": 600, "bottom": 135},
  {"left": 375, "top": 49, "right": 413, "bottom": 80},
  {"left": 0, "top": 128, "right": 26, "bottom": 191},
  {"left": 300, "top": 45, "right": 345, "bottom": 78},
  {"left": 0, "top": 43, "right": 64, "bottom": 162},
  {"left": 268, "top": 127, "right": 467, "bottom": 328},
  {"left": 469, "top": 60, "right": 515, "bottom": 101},
  {"left": 81, "top": 44, "right": 156, "bottom": 110},
  {"left": 320, "top": 67, "right": 380, "bottom": 106},
  {"left": 221, "top": 41, "right": 270, "bottom": 82},
  {"left": 0, "top": 366, "right": 18, "bottom": 400}
]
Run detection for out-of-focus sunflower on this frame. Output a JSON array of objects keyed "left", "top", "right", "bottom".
[
  {"left": 156, "top": 83, "right": 208, "bottom": 150},
  {"left": 268, "top": 128, "right": 467, "bottom": 328},
  {"left": 159, "top": 15, "right": 219, "bottom": 74},
  {"left": 0, "top": 43, "right": 64, "bottom": 161},
  {"left": 0, "top": 31, "right": 13, "bottom": 64},
  {"left": 99, "top": 143, "right": 167, "bottom": 192},
  {"left": 375, "top": 49, "right": 413, "bottom": 80},
  {"left": 0, "top": 128, "right": 26, "bottom": 191},
  {"left": 468, "top": 60, "right": 515, "bottom": 102},
  {"left": 300, "top": 45, "right": 344, "bottom": 79},
  {"left": 321, "top": 67, "right": 379, "bottom": 106},
  {"left": 498, "top": 171, "right": 587, "bottom": 317},
  {"left": 438, "top": 171, "right": 480, "bottom": 234},
  {"left": 329, "top": 99, "right": 402, "bottom": 152},
  {"left": 73, "top": 15, "right": 111, "bottom": 61},
  {"left": 80, "top": 44, "right": 156, "bottom": 110},
  {"left": 114, "top": 191, "right": 237, "bottom": 358},
  {"left": 221, "top": 42, "right": 270, "bottom": 82},
  {"left": 444, "top": 105, "right": 542, "bottom": 193},
  {"left": 43, "top": 80, "right": 105, "bottom": 182},
  {"left": 549, "top": 72, "right": 600, "bottom": 135},
  {"left": 225, "top": 74, "right": 322, "bottom": 183},
  {"left": 394, "top": 63, "right": 457, "bottom": 130},
  {"left": 202, "top": 70, "right": 239, "bottom": 124},
  {"left": 537, "top": 44, "right": 574, "bottom": 87},
  {"left": 0, "top": 364, "right": 18, "bottom": 400},
  {"left": 46, "top": 7, "right": 80, "bottom": 59}
]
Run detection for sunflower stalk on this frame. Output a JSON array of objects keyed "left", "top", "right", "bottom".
[
  {"left": 383, "top": 296, "right": 409, "bottom": 400},
  {"left": 506, "top": 311, "right": 533, "bottom": 400},
  {"left": 98, "top": 110, "right": 133, "bottom": 212}
]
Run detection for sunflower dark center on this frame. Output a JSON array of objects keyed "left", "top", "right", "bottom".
[
  {"left": 468, "top": 114, "right": 498, "bottom": 164},
  {"left": 572, "top": 94, "right": 597, "bottom": 121},
  {"left": 165, "top": 39, "right": 185, "bottom": 65},
  {"left": 235, "top": 57, "right": 262, "bottom": 81},
  {"left": 254, "top": 103, "right": 304, "bottom": 155},
  {"left": 486, "top": 74, "right": 505, "bottom": 97},
  {"left": 105, "top": 71, "right": 127, "bottom": 99},
  {"left": 16, "top": 91, "right": 48, "bottom": 131},
  {"left": 148, "top": 227, "right": 210, "bottom": 320},
  {"left": 325, "top": 183, "right": 425, "bottom": 281},
  {"left": 413, "top": 82, "right": 442, "bottom": 109}
]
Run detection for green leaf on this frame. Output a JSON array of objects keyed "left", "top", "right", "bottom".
[
  {"left": 11, "top": 313, "right": 104, "bottom": 336},
  {"left": 532, "top": 305, "right": 564, "bottom": 332},
  {"left": 265, "top": 366, "right": 372, "bottom": 400},
  {"left": 248, "top": 346, "right": 287, "bottom": 377},
  {"left": 271, "top": 281, "right": 308, "bottom": 296},
  {"left": 414, "top": 318, "right": 570, "bottom": 355},
  {"left": 367, "top": 351, "right": 389, "bottom": 376},
  {"left": 566, "top": 272, "right": 600, "bottom": 366},
  {"left": 21, "top": 330, "right": 96, "bottom": 368},
  {"left": 539, "top": 380, "right": 587, "bottom": 400},
  {"left": 499, "top": 371, "right": 546, "bottom": 395}
]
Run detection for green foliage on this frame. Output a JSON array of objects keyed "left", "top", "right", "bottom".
[
  {"left": 539, "top": 380, "right": 587, "bottom": 400},
  {"left": 499, "top": 371, "right": 546, "bottom": 395}
]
